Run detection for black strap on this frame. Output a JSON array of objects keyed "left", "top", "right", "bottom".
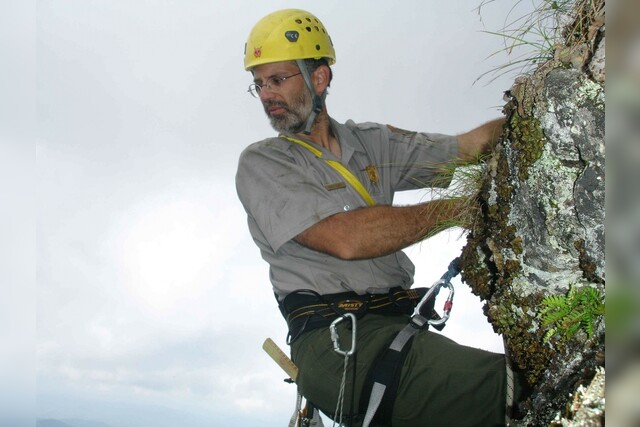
[
  {"left": 359, "top": 328, "right": 418, "bottom": 426},
  {"left": 278, "top": 287, "right": 443, "bottom": 344},
  {"left": 359, "top": 258, "right": 462, "bottom": 426}
]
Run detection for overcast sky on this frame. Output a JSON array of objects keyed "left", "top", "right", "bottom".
[{"left": 3, "top": 1, "right": 538, "bottom": 426}]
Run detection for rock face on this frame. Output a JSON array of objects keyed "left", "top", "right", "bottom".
[{"left": 459, "top": 38, "right": 605, "bottom": 426}]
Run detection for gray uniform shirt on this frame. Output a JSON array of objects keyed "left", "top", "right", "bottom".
[{"left": 235, "top": 118, "right": 458, "bottom": 300}]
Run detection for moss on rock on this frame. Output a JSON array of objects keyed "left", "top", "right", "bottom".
[{"left": 459, "top": 65, "right": 605, "bottom": 425}]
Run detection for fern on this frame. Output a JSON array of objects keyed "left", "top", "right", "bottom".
[{"left": 538, "top": 285, "right": 604, "bottom": 342}]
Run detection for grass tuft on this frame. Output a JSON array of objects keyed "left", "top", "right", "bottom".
[
  {"left": 408, "top": 155, "right": 491, "bottom": 241},
  {"left": 474, "top": 0, "right": 605, "bottom": 85}
]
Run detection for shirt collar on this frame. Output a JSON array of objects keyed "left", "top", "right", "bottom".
[{"left": 329, "top": 117, "right": 364, "bottom": 163}]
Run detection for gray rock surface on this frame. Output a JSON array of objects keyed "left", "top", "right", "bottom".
[{"left": 460, "top": 66, "right": 605, "bottom": 426}]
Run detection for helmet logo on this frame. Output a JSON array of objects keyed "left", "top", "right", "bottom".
[
  {"left": 285, "top": 31, "right": 299, "bottom": 42},
  {"left": 253, "top": 47, "right": 262, "bottom": 58}
]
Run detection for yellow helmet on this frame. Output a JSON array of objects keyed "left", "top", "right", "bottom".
[{"left": 244, "top": 9, "right": 336, "bottom": 70}]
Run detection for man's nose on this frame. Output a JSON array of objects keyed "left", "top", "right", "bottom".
[{"left": 259, "top": 86, "right": 276, "bottom": 101}]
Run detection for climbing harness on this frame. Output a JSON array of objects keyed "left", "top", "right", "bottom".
[
  {"left": 279, "top": 287, "right": 445, "bottom": 345},
  {"left": 360, "top": 257, "right": 460, "bottom": 427},
  {"left": 330, "top": 314, "right": 357, "bottom": 427},
  {"left": 280, "top": 135, "right": 376, "bottom": 207},
  {"left": 269, "top": 258, "right": 461, "bottom": 427}
]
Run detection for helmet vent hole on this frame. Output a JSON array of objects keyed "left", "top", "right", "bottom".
[
  {"left": 295, "top": 19, "right": 302, "bottom": 24},
  {"left": 305, "top": 18, "right": 311, "bottom": 22},
  {"left": 305, "top": 26, "right": 312, "bottom": 32},
  {"left": 315, "top": 44, "right": 321, "bottom": 51},
  {"left": 314, "top": 26, "right": 319, "bottom": 31}
]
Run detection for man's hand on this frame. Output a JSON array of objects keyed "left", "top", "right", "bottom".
[{"left": 457, "top": 117, "right": 505, "bottom": 162}]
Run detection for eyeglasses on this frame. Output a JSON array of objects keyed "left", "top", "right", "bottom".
[{"left": 247, "top": 72, "right": 302, "bottom": 98}]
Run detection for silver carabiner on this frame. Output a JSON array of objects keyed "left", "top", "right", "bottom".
[
  {"left": 330, "top": 313, "right": 357, "bottom": 356},
  {"left": 428, "top": 280, "right": 454, "bottom": 327},
  {"left": 412, "top": 279, "right": 443, "bottom": 317},
  {"left": 412, "top": 279, "right": 455, "bottom": 327}
]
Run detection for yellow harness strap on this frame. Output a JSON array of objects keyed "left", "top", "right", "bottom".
[{"left": 281, "top": 135, "right": 376, "bottom": 206}]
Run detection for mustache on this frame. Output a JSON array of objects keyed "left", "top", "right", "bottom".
[{"left": 263, "top": 100, "right": 289, "bottom": 110}]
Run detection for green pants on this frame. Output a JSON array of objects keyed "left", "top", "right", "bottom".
[{"left": 291, "top": 314, "right": 516, "bottom": 427}]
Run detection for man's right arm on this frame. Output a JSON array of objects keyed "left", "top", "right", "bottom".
[
  {"left": 294, "top": 119, "right": 503, "bottom": 260},
  {"left": 457, "top": 117, "right": 505, "bottom": 161},
  {"left": 294, "top": 198, "right": 465, "bottom": 260}
]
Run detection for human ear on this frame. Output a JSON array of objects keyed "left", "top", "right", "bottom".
[{"left": 313, "top": 66, "right": 330, "bottom": 94}]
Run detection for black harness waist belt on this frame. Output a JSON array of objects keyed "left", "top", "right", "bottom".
[{"left": 279, "top": 286, "right": 443, "bottom": 344}]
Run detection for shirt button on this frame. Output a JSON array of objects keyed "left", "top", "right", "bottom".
[{"left": 343, "top": 205, "right": 350, "bottom": 211}]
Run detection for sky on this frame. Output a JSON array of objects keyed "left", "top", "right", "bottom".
[{"left": 3, "top": 1, "right": 540, "bottom": 426}]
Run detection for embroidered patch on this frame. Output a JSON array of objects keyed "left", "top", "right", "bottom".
[
  {"left": 324, "top": 182, "right": 346, "bottom": 191},
  {"left": 365, "top": 165, "right": 379, "bottom": 183}
]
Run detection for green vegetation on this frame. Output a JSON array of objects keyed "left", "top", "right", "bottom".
[
  {"left": 538, "top": 285, "right": 604, "bottom": 342},
  {"left": 407, "top": 157, "right": 491, "bottom": 241},
  {"left": 475, "top": 0, "right": 605, "bottom": 84}
]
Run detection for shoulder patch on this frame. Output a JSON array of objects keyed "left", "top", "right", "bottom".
[
  {"left": 386, "top": 124, "right": 417, "bottom": 137},
  {"left": 346, "top": 120, "right": 382, "bottom": 132}
]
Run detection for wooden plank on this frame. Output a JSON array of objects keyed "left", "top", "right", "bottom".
[{"left": 262, "top": 337, "right": 299, "bottom": 382}]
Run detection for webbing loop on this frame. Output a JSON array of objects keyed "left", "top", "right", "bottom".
[{"left": 442, "top": 256, "right": 462, "bottom": 283}]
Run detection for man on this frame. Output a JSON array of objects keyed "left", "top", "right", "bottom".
[{"left": 236, "top": 9, "right": 524, "bottom": 427}]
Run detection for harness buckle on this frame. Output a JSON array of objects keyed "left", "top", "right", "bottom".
[
  {"left": 409, "top": 314, "right": 428, "bottom": 329},
  {"left": 330, "top": 313, "right": 357, "bottom": 356}
]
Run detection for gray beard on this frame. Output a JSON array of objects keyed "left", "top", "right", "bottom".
[{"left": 265, "top": 91, "right": 313, "bottom": 134}]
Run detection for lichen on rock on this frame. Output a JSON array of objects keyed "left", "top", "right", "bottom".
[{"left": 459, "top": 38, "right": 605, "bottom": 427}]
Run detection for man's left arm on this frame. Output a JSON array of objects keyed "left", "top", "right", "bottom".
[{"left": 456, "top": 117, "right": 505, "bottom": 162}]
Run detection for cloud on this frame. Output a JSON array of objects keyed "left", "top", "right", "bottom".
[{"left": 34, "top": 1, "right": 525, "bottom": 425}]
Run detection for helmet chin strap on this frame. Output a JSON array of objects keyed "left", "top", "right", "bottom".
[{"left": 296, "top": 59, "right": 326, "bottom": 135}]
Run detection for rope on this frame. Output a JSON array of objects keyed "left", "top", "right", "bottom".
[
  {"left": 504, "top": 345, "right": 516, "bottom": 426},
  {"left": 332, "top": 354, "right": 351, "bottom": 426}
]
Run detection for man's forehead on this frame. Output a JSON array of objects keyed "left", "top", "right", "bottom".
[{"left": 252, "top": 61, "right": 299, "bottom": 77}]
